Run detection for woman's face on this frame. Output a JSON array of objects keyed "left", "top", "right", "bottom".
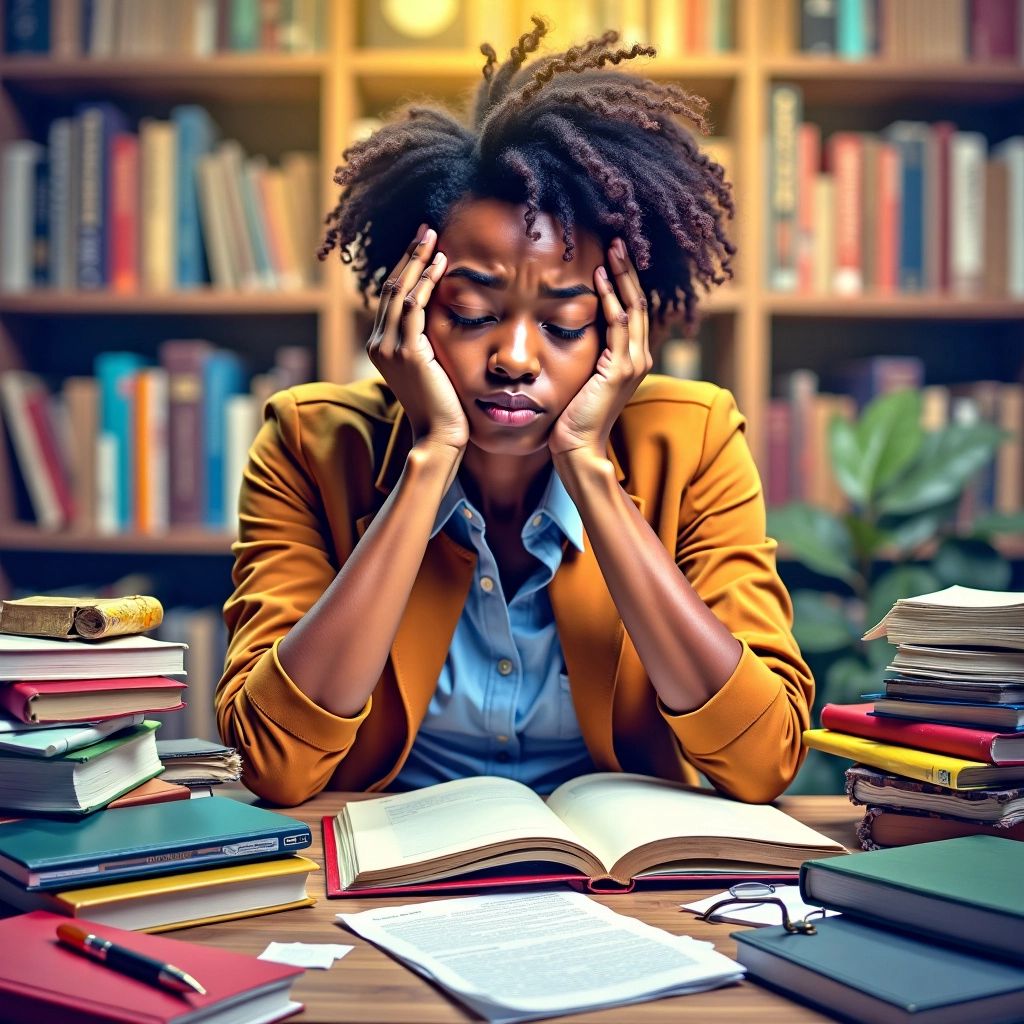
[{"left": 425, "top": 197, "right": 604, "bottom": 457}]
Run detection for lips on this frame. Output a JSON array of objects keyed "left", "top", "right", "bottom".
[{"left": 477, "top": 392, "right": 543, "bottom": 412}]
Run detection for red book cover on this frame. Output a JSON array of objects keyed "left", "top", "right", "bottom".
[
  {"left": 970, "top": 0, "right": 1019, "bottom": 59},
  {"left": 0, "top": 910, "right": 303, "bottom": 1024},
  {"left": 827, "top": 131, "right": 864, "bottom": 295},
  {"left": 820, "top": 703, "right": 1024, "bottom": 766},
  {"left": 765, "top": 399, "right": 792, "bottom": 506},
  {"left": 23, "top": 387, "right": 75, "bottom": 527},
  {"left": 796, "top": 121, "right": 820, "bottom": 293},
  {"left": 109, "top": 132, "right": 139, "bottom": 294},
  {"left": 0, "top": 677, "right": 187, "bottom": 724},
  {"left": 875, "top": 140, "right": 901, "bottom": 293}
]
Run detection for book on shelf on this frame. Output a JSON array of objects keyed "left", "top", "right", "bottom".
[
  {"left": 0, "top": 796, "right": 312, "bottom": 891},
  {"left": 0, "top": 594, "right": 164, "bottom": 640},
  {"left": 733, "top": 914, "right": 1024, "bottom": 1024},
  {"left": 0, "top": 633, "right": 187, "bottom": 681},
  {"left": 323, "top": 773, "right": 846, "bottom": 897},
  {"left": 0, "top": 721, "right": 162, "bottom": 814},
  {"left": 820, "top": 702, "right": 1024, "bottom": 764},
  {"left": 856, "top": 805, "right": 1024, "bottom": 851},
  {"left": 799, "top": 834, "right": 1024, "bottom": 964},
  {"left": 0, "top": 854, "right": 318, "bottom": 934},
  {"left": 844, "top": 764, "right": 1024, "bottom": 824},
  {"left": 802, "top": 727, "right": 1024, "bottom": 789},
  {"left": 156, "top": 737, "right": 243, "bottom": 785},
  {"left": 0, "top": 713, "right": 145, "bottom": 755},
  {"left": 0, "top": 675, "right": 187, "bottom": 725},
  {"left": 872, "top": 694, "right": 1024, "bottom": 731},
  {"left": 0, "top": 910, "right": 304, "bottom": 1024}
]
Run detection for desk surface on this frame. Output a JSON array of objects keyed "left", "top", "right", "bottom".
[{"left": 170, "top": 793, "right": 862, "bottom": 1024}]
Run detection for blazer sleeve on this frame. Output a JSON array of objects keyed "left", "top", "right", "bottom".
[
  {"left": 661, "top": 387, "right": 814, "bottom": 803},
  {"left": 215, "top": 391, "right": 371, "bottom": 806}
]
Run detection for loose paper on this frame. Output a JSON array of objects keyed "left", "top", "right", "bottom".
[
  {"left": 681, "top": 885, "right": 839, "bottom": 927},
  {"left": 258, "top": 941, "right": 354, "bottom": 969}
]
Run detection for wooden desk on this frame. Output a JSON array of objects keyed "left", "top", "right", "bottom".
[{"left": 171, "top": 794, "right": 862, "bottom": 1023}]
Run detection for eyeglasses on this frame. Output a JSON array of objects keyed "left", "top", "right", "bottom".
[{"left": 696, "top": 882, "right": 824, "bottom": 935}]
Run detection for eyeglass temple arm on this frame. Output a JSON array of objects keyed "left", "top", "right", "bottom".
[{"left": 696, "top": 896, "right": 818, "bottom": 935}]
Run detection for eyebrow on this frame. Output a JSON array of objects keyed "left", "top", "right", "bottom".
[{"left": 445, "top": 266, "right": 597, "bottom": 299}]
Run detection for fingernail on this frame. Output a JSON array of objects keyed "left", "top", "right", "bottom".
[
  {"left": 416, "top": 223, "right": 428, "bottom": 242},
  {"left": 596, "top": 266, "right": 608, "bottom": 282},
  {"left": 613, "top": 238, "right": 627, "bottom": 259}
]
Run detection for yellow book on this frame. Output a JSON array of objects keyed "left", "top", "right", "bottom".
[
  {"left": 0, "top": 855, "right": 318, "bottom": 933},
  {"left": 0, "top": 594, "right": 164, "bottom": 640},
  {"left": 803, "top": 729, "right": 1024, "bottom": 790}
]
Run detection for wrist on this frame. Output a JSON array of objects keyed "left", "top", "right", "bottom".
[{"left": 552, "top": 448, "right": 616, "bottom": 499}]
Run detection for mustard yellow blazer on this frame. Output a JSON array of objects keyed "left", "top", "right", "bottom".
[{"left": 215, "top": 375, "right": 813, "bottom": 806}]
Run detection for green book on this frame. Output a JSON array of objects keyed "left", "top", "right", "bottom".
[
  {"left": 734, "top": 917, "right": 1024, "bottom": 1024},
  {"left": 0, "top": 796, "right": 312, "bottom": 891},
  {"left": 800, "top": 835, "right": 1024, "bottom": 965},
  {"left": 0, "top": 721, "right": 162, "bottom": 815}
]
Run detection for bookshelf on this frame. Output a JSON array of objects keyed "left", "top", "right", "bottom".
[{"left": 0, "top": 0, "right": 1022, "bottom": 588}]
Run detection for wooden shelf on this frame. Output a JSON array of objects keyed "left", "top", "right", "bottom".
[
  {"left": 0, "top": 525, "right": 235, "bottom": 555},
  {"left": 765, "top": 294, "right": 1024, "bottom": 320},
  {"left": 0, "top": 289, "right": 329, "bottom": 315},
  {"left": 763, "top": 57, "right": 1024, "bottom": 103},
  {"left": 0, "top": 55, "right": 329, "bottom": 101}
]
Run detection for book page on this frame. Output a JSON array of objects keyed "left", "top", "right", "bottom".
[
  {"left": 546, "top": 773, "right": 843, "bottom": 876},
  {"left": 341, "top": 776, "right": 587, "bottom": 875},
  {"left": 337, "top": 891, "right": 743, "bottom": 1021}
]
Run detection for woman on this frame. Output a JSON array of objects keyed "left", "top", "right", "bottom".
[{"left": 215, "top": 20, "right": 813, "bottom": 806}]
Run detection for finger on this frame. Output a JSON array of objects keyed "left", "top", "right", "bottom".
[
  {"left": 595, "top": 264, "right": 629, "bottom": 360},
  {"left": 379, "top": 229, "right": 438, "bottom": 357},
  {"left": 609, "top": 239, "right": 651, "bottom": 372},
  {"left": 374, "top": 224, "right": 425, "bottom": 335},
  {"left": 400, "top": 251, "right": 447, "bottom": 353}
]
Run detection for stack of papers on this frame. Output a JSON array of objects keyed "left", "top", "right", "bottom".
[{"left": 337, "top": 891, "right": 743, "bottom": 1022}]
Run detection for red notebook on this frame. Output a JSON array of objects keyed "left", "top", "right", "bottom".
[
  {"left": 821, "top": 703, "right": 1024, "bottom": 766},
  {"left": 0, "top": 677, "right": 186, "bottom": 723},
  {"left": 0, "top": 910, "right": 303, "bottom": 1024}
]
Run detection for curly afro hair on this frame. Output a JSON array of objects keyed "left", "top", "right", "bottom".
[{"left": 319, "top": 16, "right": 735, "bottom": 333}]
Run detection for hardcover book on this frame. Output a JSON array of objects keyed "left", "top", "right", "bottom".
[
  {"left": 0, "top": 633, "right": 186, "bottom": 681},
  {"left": 856, "top": 806, "right": 1024, "bottom": 851},
  {"left": 0, "top": 910, "right": 303, "bottom": 1024},
  {"left": 323, "top": 773, "right": 845, "bottom": 896},
  {"left": 799, "top": 835, "right": 1024, "bottom": 964},
  {"left": 0, "top": 796, "right": 312, "bottom": 890},
  {"left": 0, "top": 676, "right": 186, "bottom": 724},
  {"left": 734, "top": 916, "right": 1024, "bottom": 1024}
]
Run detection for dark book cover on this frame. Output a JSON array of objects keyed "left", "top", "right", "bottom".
[
  {"left": 970, "top": 0, "right": 1019, "bottom": 60},
  {"left": 4, "top": 0, "right": 49, "bottom": 53},
  {"left": 799, "top": 0, "right": 837, "bottom": 52}
]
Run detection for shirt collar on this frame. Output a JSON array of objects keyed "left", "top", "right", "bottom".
[{"left": 430, "top": 471, "right": 585, "bottom": 553}]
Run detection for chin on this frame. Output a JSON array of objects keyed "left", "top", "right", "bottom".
[{"left": 467, "top": 427, "right": 551, "bottom": 458}]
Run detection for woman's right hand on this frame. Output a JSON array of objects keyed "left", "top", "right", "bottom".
[{"left": 367, "top": 224, "right": 469, "bottom": 453}]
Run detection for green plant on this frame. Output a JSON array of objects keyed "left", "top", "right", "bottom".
[{"left": 767, "top": 389, "right": 1024, "bottom": 791}]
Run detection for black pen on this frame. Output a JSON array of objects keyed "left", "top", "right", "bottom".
[{"left": 56, "top": 923, "right": 207, "bottom": 996}]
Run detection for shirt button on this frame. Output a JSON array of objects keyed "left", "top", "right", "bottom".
[
  {"left": 531, "top": 515, "right": 542, "bottom": 527},
  {"left": 480, "top": 576, "right": 495, "bottom": 593},
  {"left": 496, "top": 734, "right": 508, "bottom": 743},
  {"left": 497, "top": 658, "right": 513, "bottom": 676},
  {"left": 462, "top": 508, "right": 473, "bottom": 520},
  {"left": 496, "top": 752, "right": 511, "bottom": 764}
]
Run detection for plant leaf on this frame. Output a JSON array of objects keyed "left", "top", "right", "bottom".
[
  {"left": 877, "top": 423, "right": 1004, "bottom": 515},
  {"left": 828, "top": 416, "right": 868, "bottom": 505},
  {"left": 855, "top": 390, "right": 924, "bottom": 498},
  {"left": 879, "top": 510, "right": 947, "bottom": 555},
  {"left": 768, "top": 504, "right": 857, "bottom": 583},
  {"left": 972, "top": 511, "right": 1024, "bottom": 538},
  {"left": 932, "top": 538, "right": 1012, "bottom": 590},
  {"left": 864, "top": 565, "right": 941, "bottom": 638},
  {"left": 791, "top": 590, "right": 857, "bottom": 653}
]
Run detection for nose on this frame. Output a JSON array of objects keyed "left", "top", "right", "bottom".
[{"left": 488, "top": 316, "right": 541, "bottom": 381}]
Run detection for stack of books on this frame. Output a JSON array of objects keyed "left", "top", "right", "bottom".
[
  {"left": 803, "top": 585, "right": 1024, "bottom": 850},
  {"left": 0, "top": 593, "right": 317, "bottom": 931}
]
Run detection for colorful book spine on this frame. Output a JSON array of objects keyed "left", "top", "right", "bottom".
[
  {"left": 884, "top": 121, "right": 929, "bottom": 292},
  {"left": 4, "top": 0, "right": 49, "bottom": 53},
  {"left": 828, "top": 132, "right": 864, "bottom": 294},
  {"left": 46, "top": 118, "right": 75, "bottom": 290},
  {"left": 769, "top": 84, "right": 802, "bottom": 292},
  {"left": 94, "top": 351, "right": 144, "bottom": 531},
  {"left": 76, "top": 102, "right": 127, "bottom": 289},
  {"left": 202, "top": 349, "right": 245, "bottom": 528},
  {"left": 109, "top": 131, "right": 139, "bottom": 294},
  {"left": 800, "top": 0, "right": 836, "bottom": 52},
  {"left": 171, "top": 105, "right": 218, "bottom": 288}
]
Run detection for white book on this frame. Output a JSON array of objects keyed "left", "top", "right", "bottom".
[
  {"left": 224, "top": 392, "right": 258, "bottom": 531},
  {"left": 0, "top": 141, "right": 43, "bottom": 294},
  {"left": 993, "top": 136, "right": 1024, "bottom": 297},
  {"left": 0, "top": 633, "right": 188, "bottom": 681},
  {"left": 196, "top": 152, "right": 238, "bottom": 289},
  {"left": 949, "top": 131, "right": 987, "bottom": 296},
  {"left": 139, "top": 118, "right": 178, "bottom": 292}
]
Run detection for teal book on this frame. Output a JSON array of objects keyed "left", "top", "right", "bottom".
[
  {"left": 170, "top": 105, "right": 218, "bottom": 288},
  {"left": 94, "top": 350, "right": 145, "bottom": 529},
  {"left": 0, "top": 796, "right": 312, "bottom": 891},
  {"left": 800, "top": 835, "right": 1024, "bottom": 965},
  {"left": 0, "top": 721, "right": 161, "bottom": 815},
  {"left": 734, "top": 916, "right": 1024, "bottom": 1024}
]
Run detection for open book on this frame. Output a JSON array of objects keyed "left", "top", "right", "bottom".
[{"left": 322, "top": 773, "right": 846, "bottom": 897}]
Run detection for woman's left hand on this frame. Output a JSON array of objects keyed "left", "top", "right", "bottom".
[{"left": 548, "top": 237, "right": 652, "bottom": 463}]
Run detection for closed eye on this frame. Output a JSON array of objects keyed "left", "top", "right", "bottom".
[{"left": 447, "top": 309, "right": 591, "bottom": 341}]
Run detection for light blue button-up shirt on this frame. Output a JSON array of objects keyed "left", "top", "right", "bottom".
[{"left": 393, "top": 471, "right": 596, "bottom": 795}]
